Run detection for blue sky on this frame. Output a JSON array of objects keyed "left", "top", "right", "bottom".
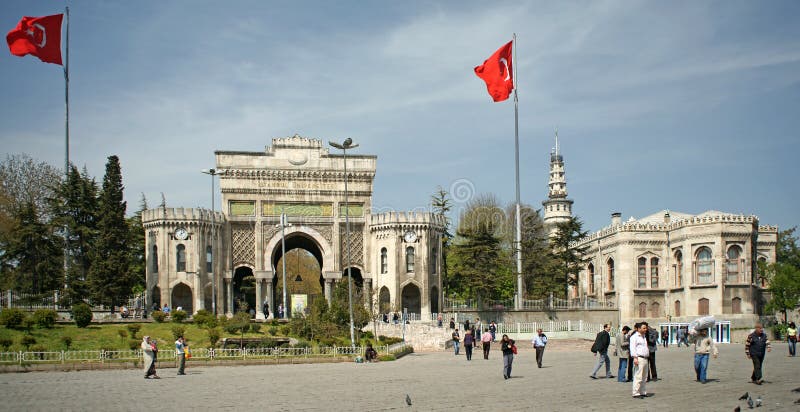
[{"left": 2, "top": 1, "right": 798, "bottom": 233}]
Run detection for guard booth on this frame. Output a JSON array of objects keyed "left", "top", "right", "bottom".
[{"left": 658, "top": 321, "right": 731, "bottom": 344}]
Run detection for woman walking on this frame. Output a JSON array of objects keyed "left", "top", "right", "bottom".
[
  {"left": 142, "top": 336, "right": 160, "bottom": 379},
  {"left": 463, "top": 329, "right": 474, "bottom": 361},
  {"left": 787, "top": 322, "right": 797, "bottom": 357},
  {"left": 501, "top": 334, "right": 516, "bottom": 379}
]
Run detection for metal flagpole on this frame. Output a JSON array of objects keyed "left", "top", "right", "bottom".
[
  {"left": 62, "top": 7, "right": 71, "bottom": 293},
  {"left": 513, "top": 33, "right": 524, "bottom": 310}
]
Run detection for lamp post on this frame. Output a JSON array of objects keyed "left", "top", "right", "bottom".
[
  {"left": 276, "top": 212, "right": 291, "bottom": 319},
  {"left": 329, "top": 138, "right": 358, "bottom": 347},
  {"left": 201, "top": 168, "right": 217, "bottom": 315}
]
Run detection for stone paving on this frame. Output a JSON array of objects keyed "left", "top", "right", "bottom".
[{"left": 0, "top": 342, "right": 797, "bottom": 411}]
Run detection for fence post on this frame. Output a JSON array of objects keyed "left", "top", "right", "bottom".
[
  {"left": 549, "top": 321, "right": 553, "bottom": 332},
  {"left": 61, "top": 350, "right": 65, "bottom": 364},
  {"left": 579, "top": 320, "right": 583, "bottom": 331}
]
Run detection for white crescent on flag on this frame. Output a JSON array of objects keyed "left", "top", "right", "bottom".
[
  {"left": 31, "top": 23, "right": 47, "bottom": 47},
  {"left": 500, "top": 57, "right": 510, "bottom": 81}
]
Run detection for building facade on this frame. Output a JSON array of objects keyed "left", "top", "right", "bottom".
[{"left": 142, "top": 135, "right": 445, "bottom": 318}]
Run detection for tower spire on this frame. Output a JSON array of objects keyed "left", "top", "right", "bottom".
[
  {"left": 555, "top": 127, "right": 559, "bottom": 156},
  {"left": 542, "top": 129, "right": 574, "bottom": 236}
]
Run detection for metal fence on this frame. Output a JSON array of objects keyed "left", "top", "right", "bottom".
[
  {"left": 441, "top": 295, "right": 616, "bottom": 311},
  {"left": 1, "top": 290, "right": 145, "bottom": 315},
  {"left": 0, "top": 344, "right": 410, "bottom": 365}
]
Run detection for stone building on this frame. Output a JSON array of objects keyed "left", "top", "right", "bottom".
[
  {"left": 542, "top": 132, "right": 573, "bottom": 236},
  {"left": 142, "top": 135, "right": 445, "bottom": 318}
]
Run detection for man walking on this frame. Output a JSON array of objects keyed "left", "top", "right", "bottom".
[
  {"left": 452, "top": 328, "right": 461, "bottom": 355},
  {"left": 630, "top": 322, "right": 650, "bottom": 398},
  {"left": 481, "top": 328, "right": 493, "bottom": 360},
  {"left": 590, "top": 324, "right": 613, "bottom": 379},
  {"left": 745, "top": 323, "right": 771, "bottom": 385},
  {"left": 616, "top": 326, "right": 631, "bottom": 382},
  {"left": 175, "top": 336, "right": 187, "bottom": 376},
  {"left": 532, "top": 328, "right": 548, "bottom": 368},
  {"left": 489, "top": 321, "right": 497, "bottom": 342},
  {"left": 692, "top": 328, "right": 717, "bottom": 383}
]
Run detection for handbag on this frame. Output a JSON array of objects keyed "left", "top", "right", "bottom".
[
  {"left": 511, "top": 344, "right": 518, "bottom": 354},
  {"left": 185, "top": 349, "right": 191, "bottom": 359}
]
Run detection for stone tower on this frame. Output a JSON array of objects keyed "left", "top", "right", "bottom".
[{"left": 542, "top": 130, "right": 573, "bottom": 236}]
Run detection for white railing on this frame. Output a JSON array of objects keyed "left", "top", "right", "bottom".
[
  {"left": 441, "top": 295, "right": 616, "bottom": 311},
  {"left": 1, "top": 290, "right": 146, "bottom": 317}
]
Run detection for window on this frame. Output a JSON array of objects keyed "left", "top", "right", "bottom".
[
  {"left": 607, "top": 258, "right": 615, "bottom": 290},
  {"left": 639, "top": 302, "right": 647, "bottom": 318},
  {"left": 757, "top": 257, "right": 767, "bottom": 287},
  {"left": 651, "top": 302, "right": 660, "bottom": 318},
  {"left": 206, "top": 246, "right": 212, "bottom": 273},
  {"left": 587, "top": 263, "right": 595, "bottom": 295},
  {"left": 431, "top": 245, "right": 438, "bottom": 274},
  {"left": 731, "top": 297, "right": 742, "bottom": 314},
  {"left": 674, "top": 300, "right": 681, "bottom": 317},
  {"left": 176, "top": 244, "right": 186, "bottom": 272},
  {"left": 405, "top": 246, "right": 415, "bottom": 272},
  {"left": 726, "top": 245, "right": 742, "bottom": 283},
  {"left": 698, "top": 298, "right": 709, "bottom": 315},
  {"left": 638, "top": 257, "right": 647, "bottom": 288},
  {"left": 152, "top": 245, "right": 159, "bottom": 273},
  {"left": 674, "top": 250, "right": 683, "bottom": 287},
  {"left": 380, "top": 248, "right": 388, "bottom": 274},
  {"left": 650, "top": 257, "right": 659, "bottom": 288},
  {"left": 696, "top": 247, "right": 713, "bottom": 284}
]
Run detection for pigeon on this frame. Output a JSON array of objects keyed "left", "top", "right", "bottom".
[
  {"left": 739, "top": 392, "right": 749, "bottom": 400},
  {"left": 795, "top": 399, "right": 800, "bottom": 405},
  {"left": 405, "top": 394, "right": 412, "bottom": 406},
  {"left": 747, "top": 395, "right": 754, "bottom": 409},
  {"left": 755, "top": 396, "right": 761, "bottom": 407},
  {"left": 793, "top": 387, "right": 800, "bottom": 393},
  {"left": 734, "top": 407, "right": 740, "bottom": 412}
]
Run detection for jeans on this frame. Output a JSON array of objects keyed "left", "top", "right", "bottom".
[
  {"left": 617, "top": 357, "right": 628, "bottom": 382},
  {"left": 453, "top": 341, "right": 460, "bottom": 355},
  {"left": 177, "top": 353, "right": 186, "bottom": 374},
  {"left": 591, "top": 351, "right": 611, "bottom": 377},
  {"left": 694, "top": 353, "right": 709, "bottom": 382},
  {"left": 750, "top": 354, "right": 764, "bottom": 382},
  {"left": 789, "top": 338, "right": 797, "bottom": 356},
  {"left": 503, "top": 353, "right": 514, "bottom": 378}
]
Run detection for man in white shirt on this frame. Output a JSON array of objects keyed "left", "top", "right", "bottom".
[{"left": 629, "top": 322, "right": 650, "bottom": 398}]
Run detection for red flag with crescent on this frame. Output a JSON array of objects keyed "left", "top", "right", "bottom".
[
  {"left": 6, "top": 14, "right": 63, "bottom": 65},
  {"left": 474, "top": 40, "right": 514, "bottom": 102}
]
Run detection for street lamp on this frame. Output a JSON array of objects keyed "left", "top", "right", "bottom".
[
  {"left": 201, "top": 168, "right": 218, "bottom": 315},
  {"left": 276, "top": 212, "right": 292, "bottom": 319},
  {"left": 329, "top": 138, "right": 358, "bottom": 347}
]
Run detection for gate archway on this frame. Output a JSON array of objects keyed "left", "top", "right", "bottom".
[
  {"left": 401, "top": 283, "right": 421, "bottom": 315},
  {"left": 272, "top": 232, "right": 325, "bottom": 317},
  {"left": 233, "top": 267, "right": 256, "bottom": 314},
  {"left": 171, "top": 283, "right": 193, "bottom": 313}
]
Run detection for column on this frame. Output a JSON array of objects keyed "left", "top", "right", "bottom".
[
  {"left": 324, "top": 279, "right": 333, "bottom": 304},
  {"left": 266, "top": 280, "right": 274, "bottom": 319},
  {"left": 364, "top": 278, "right": 373, "bottom": 311},
  {"left": 225, "top": 278, "right": 233, "bottom": 315},
  {"left": 255, "top": 279, "right": 264, "bottom": 320}
]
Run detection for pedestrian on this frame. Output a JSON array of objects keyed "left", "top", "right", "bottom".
[
  {"left": 630, "top": 322, "right": 650, "bottom": 398},
  {"left": 470, "top": 324, "right": 478, "bottom": 350},
  {"left": 263, "top": 299, "right": 269, "bottom": 318},
  {"left": 175, "top": 336, "right": 188, "bottom": 375},
  {"left": 452, "top": 328, "right": 461, "bottom": 355},
  {"left": 464, "top": 318, "right": 471, "bottom": 332},
  {"left": 365, "top": 343, "right": 378, "bottom": 362},
  {"left": 392, "top": 312, "right": 399, "bottom": 324},
  {"left": 437, "top": 314, "right": 443, "bottom": 328},
  {"left": 489, "top": 321, "right": 497, "bottom": 342},
  {"left": 474, "top": 317, "right": 482, "bottom": 339},
  {"left": 676, "top": 327, "right": 687, "bottom": 347},
  {"left": 745, "top": 323, "right": 771, "bottom": 385},
  {"left": 278, "top": 303, "right": 285, "bottom": 319},
  {"left": 463, "top": 329, "right": 474, "bottom": 361},
  {"left": 142, "top": 336, "right": 160, "bottom": 379},
  {"left": 616, "top": 326, "right": 631, "bottom": 382},
  {"left": 383, "top": 313, "right": 389, "bottom": 323},
  {"left": 692, "top": 328, "right": 717, "bottom": 383},
  {"left": 501, "top": 334, "right": 516, "bottom": 379},
  {"left": 646, "top": 325, "right": 659, "bottom": 381},
  {"left": 481, "top": 328, "right": 493, "bottom": 360},
  {"left": 162, "top": 304, "right": 170, "bottom": 315},
  {"left": 590, "top": 324, "right": 613, "bottom": 379},
  {"left": 532, "top": 328, "right": 548, "bottom": 368},
  {"left": 449, "top": 318, "right": 455, "bottom": 330},
  {"left": 661, "top": 328, "right": 669, "bottom": 348},
  {"left": 787, "top": 322, "right": 797, "bottom": 357}
]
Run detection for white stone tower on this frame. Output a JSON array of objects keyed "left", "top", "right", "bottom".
[{"left": 542, "top": 130, "right": 573, "bottom": 236}]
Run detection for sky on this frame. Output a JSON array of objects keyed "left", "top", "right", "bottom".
[{"left": 1, "top": 1, "right": 799, "bottom": 234}]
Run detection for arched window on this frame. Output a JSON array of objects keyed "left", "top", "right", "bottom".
[
  {"left": 674, "top": 250, "right": 683, "bottom": 287},
  {"left": 639, "top": 302, "right": 647, "bottom": 318},
  {"left": 650, "top": 257, "right": 659, "bottom": 288},
  {"left": 651, "top": 302, "right": 660, "bottom": 318},
  {"left": 674, "top": 300, "right": 681, "bottom": 317},
  {"left": 587, "top": 263, "right": 595, "bottom": 295},
  {"left": 607, "top": 258, "right": 615, "bottom": 290},
  {"left": 757, "top": 257, "right": 767, "bottom": 287},
  {"left": 405, "top": 246, "right": 415, "bottom": 272},
  {"left": 431, "top": 245, "right": 438, "bottom": 274},
  {"left": 176, "top": 244, "right": 186, "bottom": 272},
  {"left": 380, "top": 248, "right": 388, "bottom": 274},
  {"left": 152, "top": 245, "right": 159, "bottom": 273},
  {"left": 206, "top": 245, "right": 213, "bottom": 273},
  {"left": 638, "top": 257, "right": 647, "bottom": 288},
  {"left": 731, "top": 297, "right": 742, "bottom": 314},
  {"left": 726, "top": 245, "right": 742, "bottom": 283},
  {"left": 696, "top": 247, "right": 713, "bottom": 284},
  {"left": 698, "top": 298, "right": 709, "bottom": 315}
]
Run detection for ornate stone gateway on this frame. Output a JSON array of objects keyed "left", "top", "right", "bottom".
[{"left": 143, "top": 135, "right": 446, "bottom": 319}]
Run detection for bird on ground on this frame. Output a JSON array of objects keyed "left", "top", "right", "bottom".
[
  {"left": 792, "top": 387, "right": 800, "bottom": 393},
  {"left": 733, "top": 407, "right": 740, "bottom": 412},
  {"left": 405, "top": 394, "right": 412, "bottom": 406},
  {"left": 738, "top": 392, "right": 749, "bottom": 400},
  {"left": 747, "top": 395, "right": 754, "bottom": 409},
  {"left": 755, "top": 396, "right": 761, "bottom": 407}
]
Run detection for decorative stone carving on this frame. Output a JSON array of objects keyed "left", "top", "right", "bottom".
[
  {"left": 340, "top": 224, "right": 364, "bottom": 267},
  {"left": 232, "top": 224, "right": 255, "bottom": 267}
]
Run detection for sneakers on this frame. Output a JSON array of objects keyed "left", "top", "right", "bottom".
[{"left": 590, "top": 375, "right": 597, "bottom": 379}]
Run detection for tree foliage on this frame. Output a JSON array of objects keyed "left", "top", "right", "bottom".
[
  {"left": 764, "top": 227, "right": 800, "bottom": 321},
  {"left": 0, "top": 202, "right": 63, "bottom": 294},
  {"left": 546, "top": 216, "right": 590, "bottom": 299}
]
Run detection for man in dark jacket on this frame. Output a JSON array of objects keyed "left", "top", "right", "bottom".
[
  {"left": 745, "top": 323, "right": 772, "bottom": 384},
  {"left": 646, "top": 326, "right": 659, "bottom": 381},
  {"left": 590, "top": 324, "right": 613, "bottom": 379}
]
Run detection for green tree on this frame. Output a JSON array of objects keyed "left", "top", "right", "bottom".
[
  {"left": 87, "top": 156, "right": 132, "bottom": 309},
  {"left": 127, "top": 193, "right": 148, "bottom": 291},
  {"left": 547, "top": 216, "right": 589, "bottom": 299},
  {"left": 430, "top": 186, "right": 453, "bottom": 296},
  {"left": 0, "top": 153, "right": 61, "bottom": 223},
  {"left": 763, "top": 262, "right": 800, "bottom": 322},
  {"left": 506, "top": 204, "right": 554, "bottom": 299},
  {"left": 776, "top": 227, "right": 800, "bottom": 269}
]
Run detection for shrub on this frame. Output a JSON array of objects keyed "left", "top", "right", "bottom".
[
  {"left": 292, "top": 339, "right": 311, "bottom": 349},
  {"left": 171, "top": 325, "right": 186, "bottom": 340},
  {"left": 21, "top": 317, "right": 35, "bottom": 334},
  {"left": 0, "top": 308, "right": 26, "bottom": 329},
  {"left": 72, "top": 303, "right": 93, "bottom": 328},
  {"left": 151, "top": 310, "right": 167, "bottom": 323},
  {"left": 249, "top": 322, "right": 261, "bottom": 334},
  {"left": 225, "top": 312, "right": 251, "bottom": 335},
  {"left": 60, "top": 336, "right": 72, "bottom": 350},
  {"left": 126, "top": 324, "right": 141, "bottom": 339},
  {"left": 118, "top": 329, "right": 128, "bottom": 342},
  {"left": 192, "top": 310, "right": 217, "bottom": 328},
  {"left": 268, "top": 327, "right": 278, "bottom": 336},
  {"left": 128, "top": 339, "right": 141, "bottom": 350},
  {"left": 207, "top": 328, "right": 221, "bottom": 347},
  {"left": 171, "top": 309, "right": 188, "bottom": 323},
  {"left": 20, "top": 335, "right": 37, "bottom": 349},
  {"left": 0, "top": 337, "right": 13, "bottom": 350},
  {"left": 32, "top": 309, "right": 57, "bottom": 329}
]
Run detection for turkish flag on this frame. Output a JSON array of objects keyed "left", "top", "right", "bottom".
[
  {"left": 6, "top": 14, "right": 63, "bottom": 65},
  {"left": 474, "top": 40, "right": 514, "bottom": 102}
]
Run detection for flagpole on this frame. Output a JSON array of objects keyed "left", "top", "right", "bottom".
[
  {"left": 512, "top": 33, "right": 523, "bottom": 310},
  {"left": 62, "top": 7, "right": 71, "bottom": 292}
]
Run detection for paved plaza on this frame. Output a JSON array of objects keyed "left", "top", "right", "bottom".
[{"left": 0, "top": 343, "right": 797, "bottom": 411}]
